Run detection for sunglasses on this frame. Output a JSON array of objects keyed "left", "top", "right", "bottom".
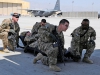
[
  {"left": 13, "top": 15, "right": 19, "bottom": 18},
  {"left": 15, "top": 16, "right": 19, "bottom": 18}
]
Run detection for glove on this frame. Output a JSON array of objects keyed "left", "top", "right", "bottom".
[
  {"left": 89, "top": 40, "right": 95, "bottom": 45},
  {"left": 9, "top": 29, "right": 15, "bottom": 35},
  {"left": 49, "top": 33, "right": 57, "bottom": 42}
]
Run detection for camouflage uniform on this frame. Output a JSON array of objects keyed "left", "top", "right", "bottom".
[
  {"left": 0, "top": 19, "right": 9, "bottom": 52},
  {"left": 37, "top": 24, "right": 65, "bottom": 66},
  {"left": 24, "top": 22, "right": 41, "bottom": 42},
  {"left": 28, "top": 22, "right": 52, "bottom": 48},
  {"left": 70, "top": 26, "right": 96, "bottom": 59},
  {"left": 0, "top": 18, "right": 20, "bottom": 51}
]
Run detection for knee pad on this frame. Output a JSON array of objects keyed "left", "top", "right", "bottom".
[
  {"left": 41, "top": 56, "right": 49, "bottom": 66},
  {"left": 49, "top": 57, "right": 57, "bottom": 65}
]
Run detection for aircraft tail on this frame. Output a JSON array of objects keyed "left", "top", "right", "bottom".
[{"left": 54, "top": 0, "right": 60, "bottom": 11}]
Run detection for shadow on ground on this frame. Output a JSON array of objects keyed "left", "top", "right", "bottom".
[{"left": 0, "top": 48, "right": 100, "bottom": 75}]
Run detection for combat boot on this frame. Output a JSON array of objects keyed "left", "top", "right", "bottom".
[
  {"left": 49, "top": 65, "right": 61, "bottom": 72},
  {"left": 33, "top": 53, "right": 43, "bottom": 64},
  {"left": 48, "top": 57, "right": 61, "bottom": 72},
  {"left": 82, "top": 57, "right": 93, "bottom": 64},
  {"left": 3, "top": 48, "right": 10, "bottom": 53}
]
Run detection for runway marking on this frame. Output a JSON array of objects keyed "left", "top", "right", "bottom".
[{"left": 0, "top": 50, "right": 6, "bottom": 54}]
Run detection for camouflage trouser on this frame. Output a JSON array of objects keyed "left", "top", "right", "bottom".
[
  {"left": 41, "top": 56, "right": 49, "bottom": 66},
  {"left": 39, "top": 42, "right": 58, "bottom": 65},
  {"left": 8, "top": 40, "right": 15, "bottom": 51},
  {"left": 0, "top": 32, "right": 8, "bottom": 49},
  {"left": 8, "top": 34, "right": 18, "bottom": 51},
  {"left": 70, "top": 41, "right": 95, "bottom": 58},
  {"left": 84, "top": 41, "right": 95, "bottom": 58}
]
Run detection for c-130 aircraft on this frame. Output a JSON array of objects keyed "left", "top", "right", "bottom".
[{"left": 26, "top": 0, "right": 61, "bottom": 17}]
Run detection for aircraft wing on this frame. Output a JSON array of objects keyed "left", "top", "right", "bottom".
[
  {"left": 27, "top": 9, "right": 45, "bottom": 12},
  {"left": 18, "top": 9, "right": 45, "bottom": 12}
]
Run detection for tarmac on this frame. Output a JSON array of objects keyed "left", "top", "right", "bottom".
[{"left": 0, "top": 16, "right": 100, "bottom": 75}]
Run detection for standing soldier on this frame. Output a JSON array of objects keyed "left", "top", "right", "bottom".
[
  {"left": 33, "top": 19, "right": 69, "bottom": 72},
  {"left": 0, "top": 13, "right": 21, "bottom": 52},
  {"left": 69, "top": 19, "right": 96, "bottom": 64}
]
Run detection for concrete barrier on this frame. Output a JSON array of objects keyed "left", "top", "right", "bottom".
[{"left": 61, "top": 11, "right": 98, "bottom": 18}]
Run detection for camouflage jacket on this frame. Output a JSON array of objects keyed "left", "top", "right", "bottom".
[
  {"left": 0, "top": 19, "right": 20, "bottom": 43},
  {"left": 31, "top": 22, "right": 41, "bottom": 35},
  {"left": 29, "top": 22, "right": 53, "bottom": 41},
  {"left": 23, "top": 22, "right": 45, "bottom": 42},
  {"left": 0, "top": 18, "right": 20, "bottom": 35},
  {"left": 38, "top": 24, "right": 65, "bottom": 47},
  {"left": 71, "top": 26, "right": 96, "bottom": 44}
]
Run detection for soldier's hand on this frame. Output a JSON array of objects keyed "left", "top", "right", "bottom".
[
  {"left": 2, "top": 29, "right": 9, "bottom": 32},
  {"left": 9, "top": 29, "right": 15, "bottom": 34}
]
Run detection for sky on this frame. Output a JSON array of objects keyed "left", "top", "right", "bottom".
[{"left": 25, "top": 0, "right": 100, "bottom": 13}]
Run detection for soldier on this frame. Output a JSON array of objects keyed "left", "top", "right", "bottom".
[
  {"left": 33, "top": 19, "right": 69, "bottom": 72},
  {"left": 25, "top": 19, "right": 47, "bottom": 43},
  {"left": 20, "top": 19, "right": 47, "bottom": 46},
  {"left": 23, "top": 19, "right": 54, "bottom": 53},
  {"left": 0, "top": 13, "right": 21, "bottom": 52},
  {"left": 68, "top": 19, "right": 96, "bottom": 64}
]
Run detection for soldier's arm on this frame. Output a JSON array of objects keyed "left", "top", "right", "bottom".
[
  {"left": 0, "top": 19, "right": 10, "bottom": 32},
  {"left": 15, "top": 27, "right": 20, "bottom": 36},
  {"left": 59, "top": 32, "right": 64, "bottom": 48},
  {"left": 1, "top": 19, "right": 8, "bottom": 28},
  {"left": 31, "top": 22, "right": 39, "bottom": 34},
  {"left": 71, "top": 28, "right": 78, "bottom": 37},
  {"left": 62, "top": 35, "right": 65, "bottom": 48},
  {"left": 14, "top": 23, "right": 20, "bottom": 45},
  {"left": 0, "top": 26, "right": 2, "bottom": 31},
  {"left": 38, "top": 26, "right": 50, "bottom": 37},
  {"left": 15, "top": 23, "right": 20, "bottom": 35},
  {"left": 71, "top": 28, "right": 77, "bottom": 36},
  {"left": 90, "top": 28, "right": 96, "bottom": 40},
  {"left": 1, "top": 29, "right": 10, "bottom": 32},
  {"left": 17, "top": 25, "right": 20, "bottom": 33},
  {"left": 71, "top": 27, "right": 80, "bottom": 43}
]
